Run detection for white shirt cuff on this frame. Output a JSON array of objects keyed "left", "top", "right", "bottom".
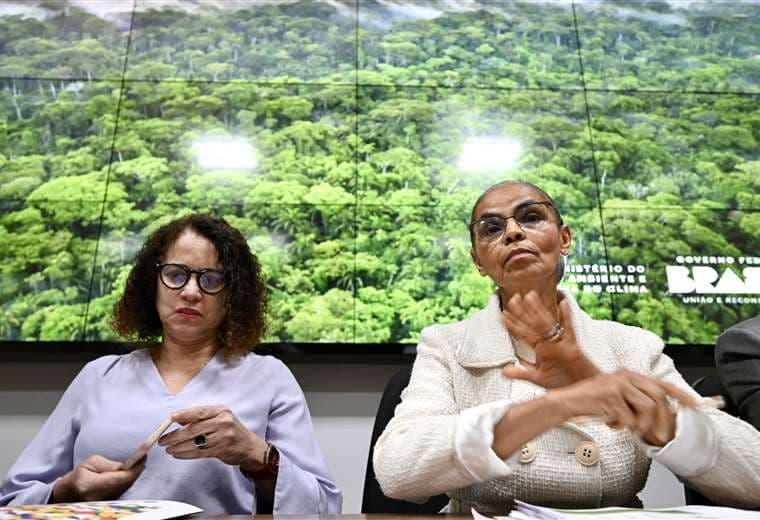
[
  {"left": 646, "top": 407, "right": 719, "bottom": 478},
  {"left": 454, "top": 399, "right": 519, "bottom": 482}
]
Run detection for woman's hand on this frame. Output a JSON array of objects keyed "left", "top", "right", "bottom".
[
  {"left": 547, "top": 369, "right": 701, "bottom": 446},
  {"left": 158, "top": 405, "right": 269, "bottom": 473},
  {"left": 51, "top": 455, "right": 145, "bottom": 503},
  {"left": 501, "top": 292, "right": 599, "bottom": 388}
]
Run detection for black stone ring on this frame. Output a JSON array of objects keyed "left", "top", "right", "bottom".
[{"left": 194, "top": 433, "right": 208, "bottom": 449}]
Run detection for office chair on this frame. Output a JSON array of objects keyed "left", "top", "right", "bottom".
[
  {"left": 683, "top": 372, "right": 739, "bottom": 505},
  {"left": 361, "top": 365, "right": 450, "bottom": 513}
]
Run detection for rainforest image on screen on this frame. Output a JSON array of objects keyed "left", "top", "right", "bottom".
[{"left": 0, "top": 0, "right": 758, "bottom": 347}]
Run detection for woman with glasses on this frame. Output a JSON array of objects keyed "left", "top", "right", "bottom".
[
  {"left": 374, "top": 181, "right": 760, "bottom": 511},
  {"left": 0, "top": 214, "right": 342, "bottom": 515}
]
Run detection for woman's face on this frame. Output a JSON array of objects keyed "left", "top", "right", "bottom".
[
  {"left": 470, "top": 184, "right": 571, "bottom": 291},
  {"left": 155, "top": 229, "right": 227, "bottom": 347}
]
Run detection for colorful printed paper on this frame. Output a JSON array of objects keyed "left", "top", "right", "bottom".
[{"left": 0, "top": 499, "right": 201, "bottom": 520}]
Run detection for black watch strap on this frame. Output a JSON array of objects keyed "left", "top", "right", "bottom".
[{"left": 245, "top": 443, "right": 279, "bottom": 481}]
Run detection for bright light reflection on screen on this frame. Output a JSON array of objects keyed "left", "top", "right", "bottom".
[
  {"left": 457, "top": 137, "right": 522, "bottom": 173},
  {"left": 192, "top": 138, "right": 257, "bottom": 171}
]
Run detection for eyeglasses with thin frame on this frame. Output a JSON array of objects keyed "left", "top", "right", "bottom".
[
  {"left": 469, "top": 201, "right": 561, "bottom": 243},
  {"left": 156, "top": 263, "right": 225, "bottom": 295}
]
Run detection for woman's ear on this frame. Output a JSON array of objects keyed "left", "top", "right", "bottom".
[
  {"left": 559, "top": 224, "right": 571, "bottom": 256},
  {"left": 470, "top": 248, "right": 488, "bottom": 276}
]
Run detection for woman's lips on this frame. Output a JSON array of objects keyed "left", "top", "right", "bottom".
[
  {"left": 176, "top": 308, "right": 201, "bottom": 317},
  {"left": 504, "top": 249, "right": 535, "bottom": 265}
]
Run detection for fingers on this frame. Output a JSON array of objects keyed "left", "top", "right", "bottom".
[
  {"left": 619, "top": 372, "right": 692, "bottom": 444},
  {"left": 599, "top": 390, "right": 638, "bottom": 432},
  {"left": 596, "top": 370, "right": 695, "bottom": 444},
  {"left": 649, "top": 390, "right": 674, "bottom": 445},
  {"left": 618, "top": 369, "right": 700, "bottom": 409},
  {"left": 501, "top": 291, "right": 558, "bottom": 345},
  {"left": 101, "top": 466, "right": 145, "bottom": 499},
  {"left": 121, "top": 457, "right": 146, "bottom": 477},
  {"left": 83, "top": 455, "right": 124, "bottom": 473},
  {"left": 164, "top": 432, "right": 218, "bottom": 459},
  {"left": 170, "top": 404, "right": 227, "bottom": 425},
  {"left": 621, "top": 386, "right": 673, "bottom": 445},
  {"left": 551, "top": 371, "right": 671, "bottom": 432},
  {"left": 501, "top": 364, "right": 539, "bottom": 385},
  {"left": 616, "top": 383, "right": 657, "bottom": 435},
  {"left": 554, "top": 297, "right": 577, "bottom": 343},
  {"left": 625, "top": 374, "right": 673, "bottom": 436},
  {"left": 159, "top": 421, "right": 213, "bottom": 448},
  {"left": 657, "top": 380, "right": 701, "bottom": 408},
  {"left": 159, "top": 406, "right": 251, "bottom": 465},
  {"left": 557, "top": 296, "right": 573, "bottom": 321},
  {"left": 66, "top": 455, "right": 146, "bottom": 501},
  {"left": 160, "top": 405, "right": 230, "bottom": 447}
]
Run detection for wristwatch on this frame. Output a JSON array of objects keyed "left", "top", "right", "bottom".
[{"left": 245, "top": 443, "right": 279, "bottom": 481}]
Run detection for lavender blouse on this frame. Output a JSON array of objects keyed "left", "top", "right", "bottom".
[{"left": 0, "top": 350, "right": 342, "bottom": 515}]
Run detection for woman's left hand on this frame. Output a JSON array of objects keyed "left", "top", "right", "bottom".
[
  {"left": 501, "top": 292, "right": 599, "bottom": 388},
  {"left": 158, "top": 405, "right": 269, "bottom": 473},
  {"left": 546, "top": 369, "right": 697, "bottom": 446}
]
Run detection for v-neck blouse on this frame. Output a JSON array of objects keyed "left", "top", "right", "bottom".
[
  {"left": 0, "top": 350, "right": 342, "bottom": 515},
  {"left": 141, "top": 347, "right": 222, "bottom": 397}
]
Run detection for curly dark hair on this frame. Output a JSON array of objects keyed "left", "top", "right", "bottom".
[{"left": 112, "top": 214, "right": 268, "bottom": 358}]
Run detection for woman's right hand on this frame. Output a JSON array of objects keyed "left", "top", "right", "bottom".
[
  {"left": 546, "top": 369, "right": 701, "bottom": 446},
  {"left": 51, "top": 455, "right": 145, "bottom": 503},
  {"left": 501, "top": 292, "right": 600, "bottom": 388}
]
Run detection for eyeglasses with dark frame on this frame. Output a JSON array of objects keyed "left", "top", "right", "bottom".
[
  {"left": 469, "top": 201, "right": 562, "bottom": 243},
  {"left": 156, "top": 263, "right": 225, "bottom": 295}
]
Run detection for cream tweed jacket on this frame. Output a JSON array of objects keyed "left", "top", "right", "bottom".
[{"left": 374, "top": 292, "right": 760, "bottom": 511}]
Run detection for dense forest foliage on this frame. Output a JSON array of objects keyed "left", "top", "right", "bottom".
[{"left": 0, "top": 0, "right": 758, "bottom": 346}]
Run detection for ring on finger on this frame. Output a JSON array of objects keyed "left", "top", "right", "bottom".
[
  {"left": 542, "top": 322, "right": 564, "bottom": 342},
  {"left": 194, "top": 433, "right": 209, "bottom": 449}
]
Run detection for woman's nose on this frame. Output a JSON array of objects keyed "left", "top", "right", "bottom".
[
  {"left": 502, "top": 218, "right": 525, "bottom": 243},
  {"left": 180, "top": 275, "right": 203, "bottom": 300}
]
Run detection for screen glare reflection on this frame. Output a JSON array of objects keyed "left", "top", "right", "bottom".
[
  {"left": 457, "top": 137, "right": 522, "bottom": 174},
  {"left": 192, "top": 138, "right": 257, "bottom": 171}
]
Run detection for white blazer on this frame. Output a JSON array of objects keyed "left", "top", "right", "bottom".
[{"left": 374, "top": 291, "right": 760, "bottom": 511}]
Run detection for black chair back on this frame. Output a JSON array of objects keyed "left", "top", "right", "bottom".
[{"left": 361, "top": 365, "right": 450, "bottom": 513}]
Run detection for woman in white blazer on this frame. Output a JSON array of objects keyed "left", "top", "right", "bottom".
[{"left": 374, "top": 181, "right": 760, "bottom": 512}]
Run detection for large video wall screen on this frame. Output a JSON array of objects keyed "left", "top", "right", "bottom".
[{"left": 1, "top": 0, "right": 758, "bottom": 347}]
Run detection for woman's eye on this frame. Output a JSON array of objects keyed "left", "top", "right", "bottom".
[
  {"left": 167, "top": 270, "right": 186, "bottom": 283},
  {"left": 484, "top": 223, "right": 503, "bottom": 235},
  {"left": 522, "top": 212, "right": 542, "bottom": 223},
  {"left": 202, "top": 273, "right": 223, "bottom": 287}
]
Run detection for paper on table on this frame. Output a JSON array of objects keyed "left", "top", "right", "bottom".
[
  {"left": 121, "top": 417, "right": 174, "bottom": 470},
  {"left": 473, "top": 500, "right": 760, "bottom": 520},
  {"left": 0, "top": 499, "right": 201, "bottom": 520}
]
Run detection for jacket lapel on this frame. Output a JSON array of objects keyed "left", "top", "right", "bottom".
[
  {"left": 455, "top": 293, "right": 518, "bottom": 368},
  {"left": 454, "top": 289, "right": 598, "bottom": 369}
]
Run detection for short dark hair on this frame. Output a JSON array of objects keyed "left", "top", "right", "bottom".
[
  {"left": 469, "top": 180, "right": 567, "bottom": 282},
  {"left": 468, "top": 180, "right": 564, "bottom": 246},
  {"left": 112, "top": 214, "right": 268, "bottom": 358}
]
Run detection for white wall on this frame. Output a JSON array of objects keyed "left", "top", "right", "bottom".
[{"left": 0, "top": 361, "right": 702, "bottom": 512}]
